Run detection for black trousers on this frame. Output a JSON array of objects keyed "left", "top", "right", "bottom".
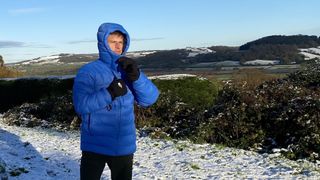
[{"left": 80, "top": 151, "right": 133, "bottom": 180}]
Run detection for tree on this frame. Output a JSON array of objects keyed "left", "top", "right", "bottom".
[{"left": 0, "top": 55, "right": 3, "bottom": 67}]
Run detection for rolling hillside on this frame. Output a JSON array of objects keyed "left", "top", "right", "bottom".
[{"left": 3, "top": 35, "right": 320, "bottom": 76}]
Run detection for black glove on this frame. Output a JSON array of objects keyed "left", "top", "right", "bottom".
[
  {"left": 107, "top": 78, "right": 127, "bottom": 100},
  {"left": 118, "top": 57, "right": 140, "bottom": 82}
]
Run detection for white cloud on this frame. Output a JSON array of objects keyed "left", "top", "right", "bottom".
[
  {"left": 67, "top": 39, "right": 96, "bottom": 44},
  {"left": 131, "top": 37, "right": 164, "bottom": 41},
  {"left": 0, "top": 41, "right": 25, "bottom": 48},
  {"left": 8, "top": 8, "right": 46, "bottom": 15},
  {"left": 0, "top": 41, "right": 51, "bottom": 48}
]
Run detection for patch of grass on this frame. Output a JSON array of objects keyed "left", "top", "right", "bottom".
[
  {"left": 9, "top": 168, "right": 29, "bottom": 176},
  {"left": 232, "top": 68, "right": 280, "bottom": 90},
  {"left": 215, "top": 144, "right": 227, "bottom": 150},
  {"left": 0, "top": 66, "right": 24, "bottom": 78},
  {"left": 190, "top": 164, "right": 200, "bottom": 170},
  {"left": 175, "top": 143, "right": 188, "bottom": 152}
]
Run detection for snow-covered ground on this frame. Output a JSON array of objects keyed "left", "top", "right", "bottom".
[
  {"left": 300, "top": 46, "right": 320, "bottom": 60},
  {"left": 20, "top": 55, "right": 64, "bottom": 65},
  {"left": 1, "top": 119, "right": 320, "bottom": 179},
  {"left": 243, "top": 60, "right": 280, "bottom": 65},
  {"left": 149, "top": 74, "right": 197, "bottom": 80},
  {"left": 186, "top": 47, "right": 215, "bottom": 58},
  {"left": 299, "top": 52, "right": 320, "bottom": 60},
  {"left": 126, "top": 51, "right": 157, "bottom": 58}
]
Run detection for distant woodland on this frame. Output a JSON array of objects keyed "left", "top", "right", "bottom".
[{"left": 137, "top": 35, "right": 320, "bottom": 68}]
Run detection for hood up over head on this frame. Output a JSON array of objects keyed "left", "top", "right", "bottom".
[{"left": 97, "top": 23, "right": 130, "bottom": 69}]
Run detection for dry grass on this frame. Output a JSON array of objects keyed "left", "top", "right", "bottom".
[
  {"left": 0, "top": 66, "right": 24, "bottom": 78},
  {"left": 232, "top": 68, "right": 280, "bottom": 89}
]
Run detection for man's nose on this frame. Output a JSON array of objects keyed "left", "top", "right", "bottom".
[{"left": 115, "top": 42, "right": 121, "bottom": 48}]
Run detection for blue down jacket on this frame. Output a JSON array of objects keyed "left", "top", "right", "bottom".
[{"left": 72, "top": 23, "right": 159, "bottom": 156}]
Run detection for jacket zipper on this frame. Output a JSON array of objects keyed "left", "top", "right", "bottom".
[
  {"left": 112, "top": 70, "right": 122, "bottom": 154},
  {"left": 117, "top": 96, "right": 122, "bottom": 154}
]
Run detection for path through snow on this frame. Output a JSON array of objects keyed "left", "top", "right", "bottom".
[{"left": 1, "top": 119, "right": 319, "bottom": 179}]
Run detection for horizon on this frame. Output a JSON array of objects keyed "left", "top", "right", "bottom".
[
  {"left": 4, "top": 34, "right": 320, "bottom": 65},
  {"left": 1, "top": 0, "right": 320, "bottom": 63}
]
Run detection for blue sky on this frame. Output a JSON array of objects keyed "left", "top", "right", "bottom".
[{"left": 1, "top": 0, "right": 320, "bottom": 63}]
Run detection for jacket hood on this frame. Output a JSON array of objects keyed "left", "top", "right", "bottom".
[{"left": 97, "top": 23, "right": 130, "bottom": 70}]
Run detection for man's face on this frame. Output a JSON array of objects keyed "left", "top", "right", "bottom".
[{"left": 107, "top": 34, "right": 124, "bottom": 55}]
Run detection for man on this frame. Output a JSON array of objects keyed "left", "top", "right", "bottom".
[{"left": 73, "top": 22, "right": 159, "bottom": 180}]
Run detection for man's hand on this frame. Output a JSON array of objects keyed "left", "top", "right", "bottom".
[
  {"left": 107, "top": 78, "right": 127, "bottom": 100},
  {"left": 118, "top": 57, "right": 140, "bottom": 82}
]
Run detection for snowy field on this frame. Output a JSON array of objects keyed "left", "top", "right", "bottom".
[{"left": 0, "top": 118, "right": 320, "bottom": 180}]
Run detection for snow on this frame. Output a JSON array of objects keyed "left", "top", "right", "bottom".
[
  {"left": 299, "top": 47, "right": 320, "bottom": 60},
  {"left": 186, "top": 47, "right": 215, "bottom": 57},
  {"left": 37, "top": 59, "right": 61, "bottom": 65},
  {"left": 149, "top": 74, "right": 197, "bottom": 80},
  {"left": 21, "top": 55, "right": 62, "bottom": 65},
  {"left": 37, "top": 55, "right": 61, "bottom": 61},
  {"left": 306, "top": 47, "right": 320, "bottom": 55},
  {"left": 300, "top": 47, "right": 320, "bottom": 55},
  {"left": 126, "top": 51, "right": 157, "bottom": 58},
  {"left": 1, "top": 118, "right": 319, "bottom": 179},
  {"left": 244, "top": 60, "right": 280, "bottom": 65},
  {"left": 300, "top": 52, "right": 320, "bottom": 60}
]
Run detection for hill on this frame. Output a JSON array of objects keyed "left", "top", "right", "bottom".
[
  {"left": 237, "top": 35, "right": 320, "bottom": 64},
  {"left": 239, "top": 35, "right": 320, "bottom": 50},
  {"left": 3, "top": 35, "right": 320, "bottom": 76}
]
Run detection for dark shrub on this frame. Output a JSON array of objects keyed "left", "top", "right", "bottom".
[
  {"left": 198, "top": 61, "right": 320, "bottom": 160},
  {"left": 3, "top": 91, "right": 79, "bottom": 130},
  {"left": 0, "top": 77, "right": 74, "bottom": 112},
  {"left": 287, "top": 62, "right": 320, "bottom": 88},
  {"left": 196, "top": 81, "right": 266, "bottom": 148},
  {"left": 135, "top": 77, "right": 220, "bottom": 139}
]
